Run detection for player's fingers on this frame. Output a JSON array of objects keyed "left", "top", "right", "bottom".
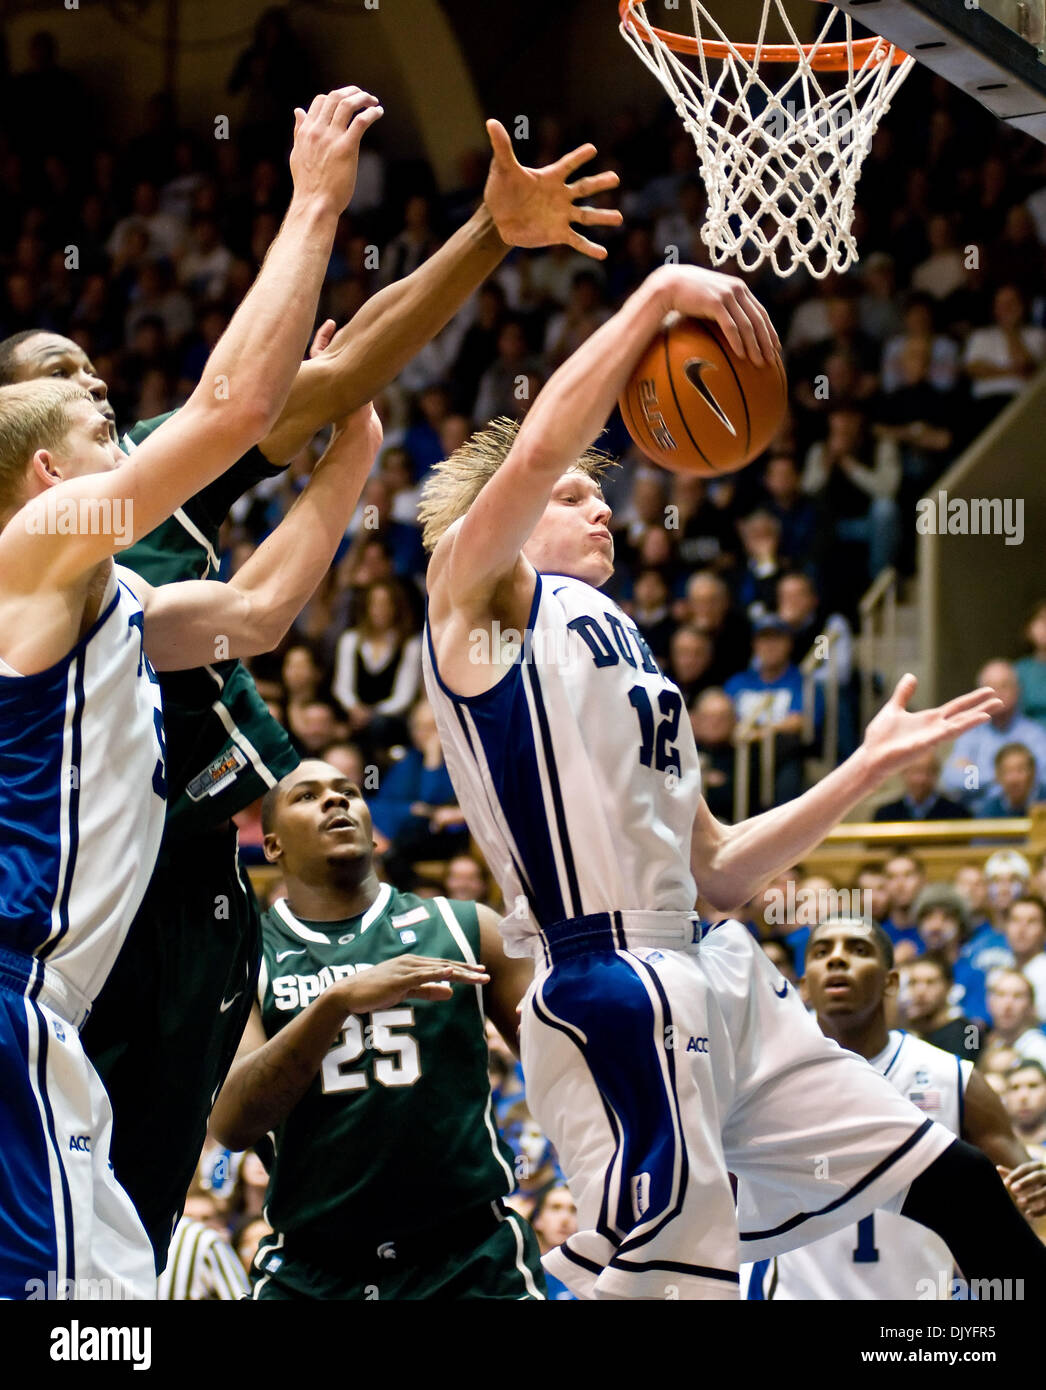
[
  {"left": 715, "top": 293, "right": 760, "bottom": 363},
  {"left": 309, "top": 319, "right": 337, "bottom": 357},
  {"left": 565, "top": 228, "right": 610, "bottom": 261},
  {"left": 738, "top": 286, "right": 781, "bottom": 357},
  {"left": 571, "top": 205, "right": 625, "bottom": 229},
  {"left": 485, "top": 118, "right": 516, "bottom": 165},
  {"left": 344, "top": 103, "right": 384, "bottom": 148},
  {"left": 293, "top": 108, "right": 307, "bottom": 135},
  {"left": 938, "top": 685, "right": 1001, "bottom": 721},
  {"left": 322, "top": 85, "right": 362, "bottom": 122},
  {"left": 335, "top": 90, "right": 380, "bottom": 131},
  {"left": 408, "top": 983, "right": 455, "bottom": 1001},
  {"left": 888, "top": 672, "right": 919, "bottom": 709},
  {"left": 566, "top": 171, "right": 621, "bottom": 200},
  {"left": 553, "top": 141, "right": 599, "bottom": 178}
]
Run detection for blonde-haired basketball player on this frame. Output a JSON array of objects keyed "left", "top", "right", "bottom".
[
  {"left": 422, "top": 261, "right": 1046, "bottom": 1301},
  {"left": 0, "top": 88, "right": 381, "bottom": 1298}
]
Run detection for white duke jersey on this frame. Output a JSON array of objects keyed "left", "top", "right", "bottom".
[
  {"left": 0, "top": 565, "right": 166, "bottom": 1005},
  {"left": 423, "top": 571, "right": 701, "bottom": 956},
  {"left": 744, "top": 1031, "right": 973, "bottom": 1300}
]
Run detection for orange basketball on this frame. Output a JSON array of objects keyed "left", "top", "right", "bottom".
[{"left": 618, "top": 314, "right": 787, "bottom": 476}]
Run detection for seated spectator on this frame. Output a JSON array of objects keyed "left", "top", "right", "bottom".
[
  {"left": 472, "top": 318, "right": 541, "bottom": 425},
  {"left": 1004, "top": 1060, "right": 1046, "bottom": 1154},
  {"left": 983, "top": 968, "right": 1046, "bottom": 1068},
  {"left": 855, "top": 860, "right": 890, "bottom": 925},
  {"left": 912, "top": 883, "right": 989, "bottom": 1024},
  {"left": 668, "top": 624, "right": 716, "bottom": 708},
  {"left": 690, "top": 687, "right": 737, "bottom": 823},
  {"left": 940, "top": 660, "right": 1046, "bottom": 806},
  {"left": 379, "top": 192, "right": 439, "bottom": 287},
  {"left": 1015, "top": 599, "right": 1046, "bottom": 725},
  {"left": 450, "top": 280, "right": 506, "bottom": 414},
  {"left": 881, "top": 851, "right": 926, "bottom": 959},
  {"left": 670, "top": 473, "right": 741, "bottom": 574},
  {"left": 977, "top": 742, "right": 1042, "bottom": 818},
  {"left": 733, "top": 509, "right": 785, "bottom": 620},
  {"left": 963, "top": 282, "right": 1046, "bottom": 433},
  {"left": 320, "top": 740, "right": 368, "bottom": 790},
  {"left": 369, "top": 700, "right": 468, "bottom": 886},
  {"left": 910, "top": 212, "right": 966, "bottom": 303},
  {"left": 178, "top": 213, "right": 233, "bottom": 302},
  {"left": 760, "top": 936, "right": 799, "bottom": 987},
  {"left": 880, "top": 291, "right": 961, "bottom": 395},
  {"left": 979, "top": 1046, "right": 1022, "bottom": 1097},
  {"left": 500, "top": 1097, "right": 561, "bottom": 1218},
  {"left": 758, "top": 454, "right": 819, "bottom": 569},
  {"left": 873, "top": 750, "right": 970, "bottom": 822},
  {"left": 287, "top": 701, "right": 341, "bottom": 757},
  {"left": 775, "top": 568, "right": 855, "bottom": 688},
  {"left": 681, "top": 571, "right": 751, "bottom": 685},
  {"left": 899, "top": 955, "right": 981, "bottom": 1062},
  {"left": 332, "top": 579, "right": 423, "bottom": 754},
  {"left": 233, "top": 1217, "right": 273, "bottom": 1280},
  {"left": 629, "top": 568, "right": 676, "bottom": 662},
  {"left": 857, "top": 251, "right": 903, "bottom": 346},
  {"left": 724, "top": 615, "right": 813, "bottom": 804},
  {"left": 530, "top": 1185, "right": 579, "bottom": 1301},
  {"left": 955, "top": 862, "right": 993, "bottom": 939},
  {"left": 543, "top": 270, "right": 610, "bottom": 368},
  {"left": 1001, "top": 896, "right": 1046, "bottom": 1022},
  {"left": 280, "top": 640, "right": 324, "bottom": 721},
  {"left": 801, "top": 406, "right": 900, "bottom": 593},
  {"left": 791, "top": 292, "right": 880, "bottom": 403},
  {"left": 957, "top": 852, "right": 1033, "bottom": 986},
  {"left": 443, "top": 854, "right": 491, "bottom": 905}
]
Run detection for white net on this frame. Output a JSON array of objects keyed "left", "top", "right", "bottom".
[{"left": 620, "top": 0, "right": 915, "bottom": 278}]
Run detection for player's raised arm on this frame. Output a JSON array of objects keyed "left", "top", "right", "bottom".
[
  {"left": 127, "top": 406, "right": 383, "bottom": 671},
  {"left": 212, "top": 956, "right": 489, "bottom": 1152},
  {"left": 0, "top": 87, "right": 382, "bottom": 591},
  {"left": 426, "top": 265, "right": 778, "bottom": 618},
  {"left": 256, "top": 121, "right": 623, "bottom": 465}
]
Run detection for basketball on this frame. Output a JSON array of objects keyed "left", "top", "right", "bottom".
[{"left": 618, "top": 314, "right": 787, "bottom": 476}]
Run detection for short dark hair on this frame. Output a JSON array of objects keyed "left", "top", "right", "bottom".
[
  {"left": 260, "top": 783, "right": 282, "bottom": 836},
  {"left": 807, "top": 917, "right": 895, "bottom": 970},
  {"left": 1008, "top": 1059, "right": 1046, "bottom": 1085},
  {"left": 1007, "top": 893, "right": 1046, "bottom": 925},
  {"left": 904, "top": 951, "right": 953, "bottom": 987},
  {"left": 994, "top": 741, "right": 1035, "bottom": 773},
  {"left": 0, "top": 329, "right": 44, "bottom": 387}
]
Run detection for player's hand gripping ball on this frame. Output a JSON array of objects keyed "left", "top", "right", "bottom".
[{"left": 619, "top": 313, "right": 787, "bottom": 476}]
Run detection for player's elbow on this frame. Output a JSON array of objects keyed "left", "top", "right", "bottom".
[
  {"left": 209, "top": 1099, "right": 254, "bottom": 1154},
  {"left": 184, "top": 384, "right": 279, "bottom": 456}
]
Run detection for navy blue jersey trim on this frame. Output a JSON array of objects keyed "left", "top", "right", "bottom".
[
  {"left": 609, "top": 1256, "right": 739, "bottom": 1284},
  {"left": 739, "top": 1118, "right": 936, "bottom": 1243},
  {"left": 422, "top": 575, "right": 542, "bottom": 707},
  {"left": 559, "top": 1241, "right": 606, "bottom": 1276},
  {"left": 957, "top": 1053, "right": 966, "bottom": 1136},
  {"left": 39, "top": 655, "right": 84, "bottom": 961},
  {"left": 32, "top": 1004, "right": 76, "bottom": 1283},
  {"left": 523, "top": 660, "right": 582, "bottom": 918},
  {"left": 882, "top": 1031, "right": 906, "bottom": 1079}
]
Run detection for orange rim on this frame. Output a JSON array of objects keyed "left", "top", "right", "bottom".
[{"left": 618, "top": 0, "right": 909, "bottom": 71}]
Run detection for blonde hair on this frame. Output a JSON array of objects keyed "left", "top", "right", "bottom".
[
  {"left": 0, "top": 378, "right": 88, "bottom": 516},
  {"left": 417, "top": 415, "right": 616, "bottom": 552}
]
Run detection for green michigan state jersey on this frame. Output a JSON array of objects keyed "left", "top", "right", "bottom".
[
  {"left": 118, "top": 413, "right": 298, "bottom": 837},
  {"left": 257, "top": 885, "right": 516, "bottom": 1258}
]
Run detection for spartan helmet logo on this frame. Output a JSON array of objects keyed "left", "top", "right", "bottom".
[{"left": 683, "top": 358, "right": 737, "bottom": 437}]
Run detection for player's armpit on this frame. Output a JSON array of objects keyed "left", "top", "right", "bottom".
[{"left": 135, "top": 574, "right": 261, "bottom": 672}]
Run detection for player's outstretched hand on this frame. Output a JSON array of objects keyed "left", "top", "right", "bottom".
[
  {"left": 336, "top": 954, "right": 490, "bottom": 1014},
  {"left": 290, "top": 87, "right": 384, "bottom": 216},
  {"left": 860, "top": 674, "right": 1003, "bottom": 781},
  {"left": 998, "top": 1162, "right": 1046, "bottom": 1220},
  {"left": 653, "top": 264, "right": 780, "bottom": 365},
  {"left": 483, "top": 118, "right": 623, "bottom": 260}
]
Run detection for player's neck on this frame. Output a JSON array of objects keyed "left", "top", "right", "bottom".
[
  {"left": 284, "top": 867, "right": 383, "bottom": 922},
  {"left": 818, "top": 1010, "right": 890, "bottom": 1061}
]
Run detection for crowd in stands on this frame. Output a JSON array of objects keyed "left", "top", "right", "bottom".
[{"left": 6, "top": 14, "right": 1046, "bottom": 1296}]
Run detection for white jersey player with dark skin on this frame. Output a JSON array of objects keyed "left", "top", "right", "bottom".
[
  {"left": 744, "top": 918, "right": 1046, "bottom": 1300},
  {"left": 0, "top": 87, "right": 383, "bottom": 1299},
  {"left": 422, "top": 261, "right": 1046, "bottom": 1301}
]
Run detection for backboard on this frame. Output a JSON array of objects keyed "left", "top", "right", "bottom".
[{"left": 831, "top": 0, "right": 1046, "bottom": 141}]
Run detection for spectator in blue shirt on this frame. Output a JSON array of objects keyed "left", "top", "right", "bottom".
[
  {"left": 725, "top": 614, "right": 818, "bottom": 803},
  {"left": 881, "top": 851, "right": 926, "bottom": 959},
  {"left": 976, "top": 742, "right": 1043, "bottom": 818},
  {"left": 959, "top": 850, "right": 1033, "bottom": 981},
  {"left": 912, "top": 882, "right": 990, "bottom": 1023},
  {"left": 940, "top": 660, "right": 1046, "bottom": 807}
]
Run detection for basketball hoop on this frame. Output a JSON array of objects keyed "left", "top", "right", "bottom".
[{"left": 619, "top": 0, "right": 915, "bottom": 278}]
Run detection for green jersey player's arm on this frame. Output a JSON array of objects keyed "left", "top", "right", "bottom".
[
  {"left": 126, "top": 406, "right": 382, "bottom": 671},
  {"left": 426, "top": 267, "right": 777, "bottom": 663},
  {"left": 211, "top": 955, "right": 490, "bottom": 1153},
  {"left": 256, "top": 121, "right": 624, "bottom": 466},
  {"left": 476, "top": 904, "right": 533, "bottom": 1058},
  {"left": 962, "top": 1069, "right": 1046, "bottom": 1222},
  {"left": 1, "top": 90, "right": 381, "bottom": 593}
]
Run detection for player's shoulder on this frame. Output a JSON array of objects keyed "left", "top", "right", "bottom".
[
  {"left": 387, "top": 887, "right": 478, "bottom": 930},
  {"left": 894, "top": 1029, "right": 966, "bottom": 1079},
  {"left": 121, "top": 410, "right": 179, "bottom": 452}
]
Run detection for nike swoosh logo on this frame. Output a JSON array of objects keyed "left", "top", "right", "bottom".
[
  {"left": 773, "top": 980, "right": 789, "bottom": 998},
  {"left": 219, "top": 991, "right": 242, "bottom": 1013},
  {"left": 683, "top": 358, "right": 738, "bottom": 437},
  {"left": 275, "top": 948, "right": 306, "bottom": 962}
]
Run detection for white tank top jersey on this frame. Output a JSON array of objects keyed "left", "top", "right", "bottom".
[
  {"left": 745, "top": 1030, "right": 974, "bottom": 1301},
  {"left": 0, "top": 565, "right": 167, "bottom": 1006},
  {"left": 423, "top": 571, "right": 702, "bottom": 957}
]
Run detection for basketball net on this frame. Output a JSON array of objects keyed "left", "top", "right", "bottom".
[{"left": 620, "top": 0, "right": 915, "bottom": 278}]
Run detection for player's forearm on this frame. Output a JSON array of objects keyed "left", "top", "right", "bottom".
[
  {"left": 258, "top": 206, "right": 508, "bottom": 464},
  {"left": 211, "top": 989, "right": 352, "bottom": 1150},
  {"left": 229, "top": 423, "right": 378, "bottom": 652},
  {"left": 190, "top": 194, "right": 339, "bottom": 437},
  {"left": 693, "top": 746, "right": 878, "bottom": 909}
]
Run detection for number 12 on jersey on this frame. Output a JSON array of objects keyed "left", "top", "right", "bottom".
[{"left": 628, "top": 685, "right": 682, "bottom": 774}]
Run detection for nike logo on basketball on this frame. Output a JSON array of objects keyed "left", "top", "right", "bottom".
[
  {"left": 684, "top": 358, "right": 738, "bottom": 436},
  {"left": 773, "top": 979, "right": 789, "bottom": 997},
  {"left": 275, "top": 948, "right": 306, "bottom": 962},
  {"left": 219, "top": 991, "right": 242, "bottom": 1013}
]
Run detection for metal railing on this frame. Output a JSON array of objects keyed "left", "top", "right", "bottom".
[
  {"left": 732, "top": 693, "right": 777, "bottom": 822},
  {"left": 800, "top": 628, "right": 839, "bottom": 770},
  {"left": 858, "top": 566, "right": 898, "bottom": 731}
]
